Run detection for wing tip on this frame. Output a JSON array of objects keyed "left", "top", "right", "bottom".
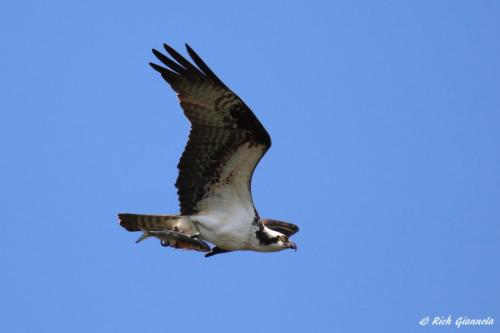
[
  {"left": 163, "top": 43, "right": 173, "bottom": 52},
  {"left": 149, "top": 62, "right": 163, "bottom": 72}
]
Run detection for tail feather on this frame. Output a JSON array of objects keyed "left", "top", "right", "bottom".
[{"left": 118, "top": 213, "right": 184, "bottom": 232}]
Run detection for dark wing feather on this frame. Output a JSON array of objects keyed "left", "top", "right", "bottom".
[
  {"left": 150, "top": 44, "right": 271, "bottom": 215},
  {"left": 185, "top": 44, "right": 228, "bottom": 89}
]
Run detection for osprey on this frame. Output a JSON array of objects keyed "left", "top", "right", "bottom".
[{"left": 119, "top": 43, "right": 299, "bottom": 257}]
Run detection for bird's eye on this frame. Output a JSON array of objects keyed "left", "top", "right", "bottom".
[{"left": 280, "top": 235, "right": 288, "bottom": 242}]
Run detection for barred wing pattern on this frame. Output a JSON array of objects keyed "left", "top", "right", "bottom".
[{"left": 150, "top": 44, "right": 271, "bottom": 216}]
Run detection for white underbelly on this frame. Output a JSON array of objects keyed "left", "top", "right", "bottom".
[{"left": 190, "top": 214, "right": 253, "bottom": 250}]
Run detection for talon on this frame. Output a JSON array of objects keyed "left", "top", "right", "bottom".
[
  {"left": 190, "top": 233, "right": 201, "bottom": 239},
  {"left": 160, "top": 240, "right": 169, "bottom": 247}
]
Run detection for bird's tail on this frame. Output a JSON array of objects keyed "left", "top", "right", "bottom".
[
  {"left": 118, "top": 213, "right": 209, "bottom": 252},
  {"left": 118, "top": 213, "right": 191, "bottom": 233}
]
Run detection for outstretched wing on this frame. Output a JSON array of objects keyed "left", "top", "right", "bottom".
[{"left": 150, "top": 44, "right": 271, "bottom": 216}]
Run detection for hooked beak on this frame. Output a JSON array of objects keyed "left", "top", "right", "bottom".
[{"left": 288, "top": 242, "right": 297, "bottom": 252}]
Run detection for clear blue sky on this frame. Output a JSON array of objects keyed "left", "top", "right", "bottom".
[{"left": 1, "top": 1, "right": 499, "bottom": 332}]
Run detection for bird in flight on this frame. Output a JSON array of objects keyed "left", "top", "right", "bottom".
[{"left": 119, "top": 43, "right": 299, "bottom": 257}]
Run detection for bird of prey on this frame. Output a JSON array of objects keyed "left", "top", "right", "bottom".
[{"left": 118, "top": 43, "right": 299, "bottom": 257}]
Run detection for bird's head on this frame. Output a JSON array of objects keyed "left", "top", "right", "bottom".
[{"left": 255, "top": 225, "right": 297, "bottom": 252}]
